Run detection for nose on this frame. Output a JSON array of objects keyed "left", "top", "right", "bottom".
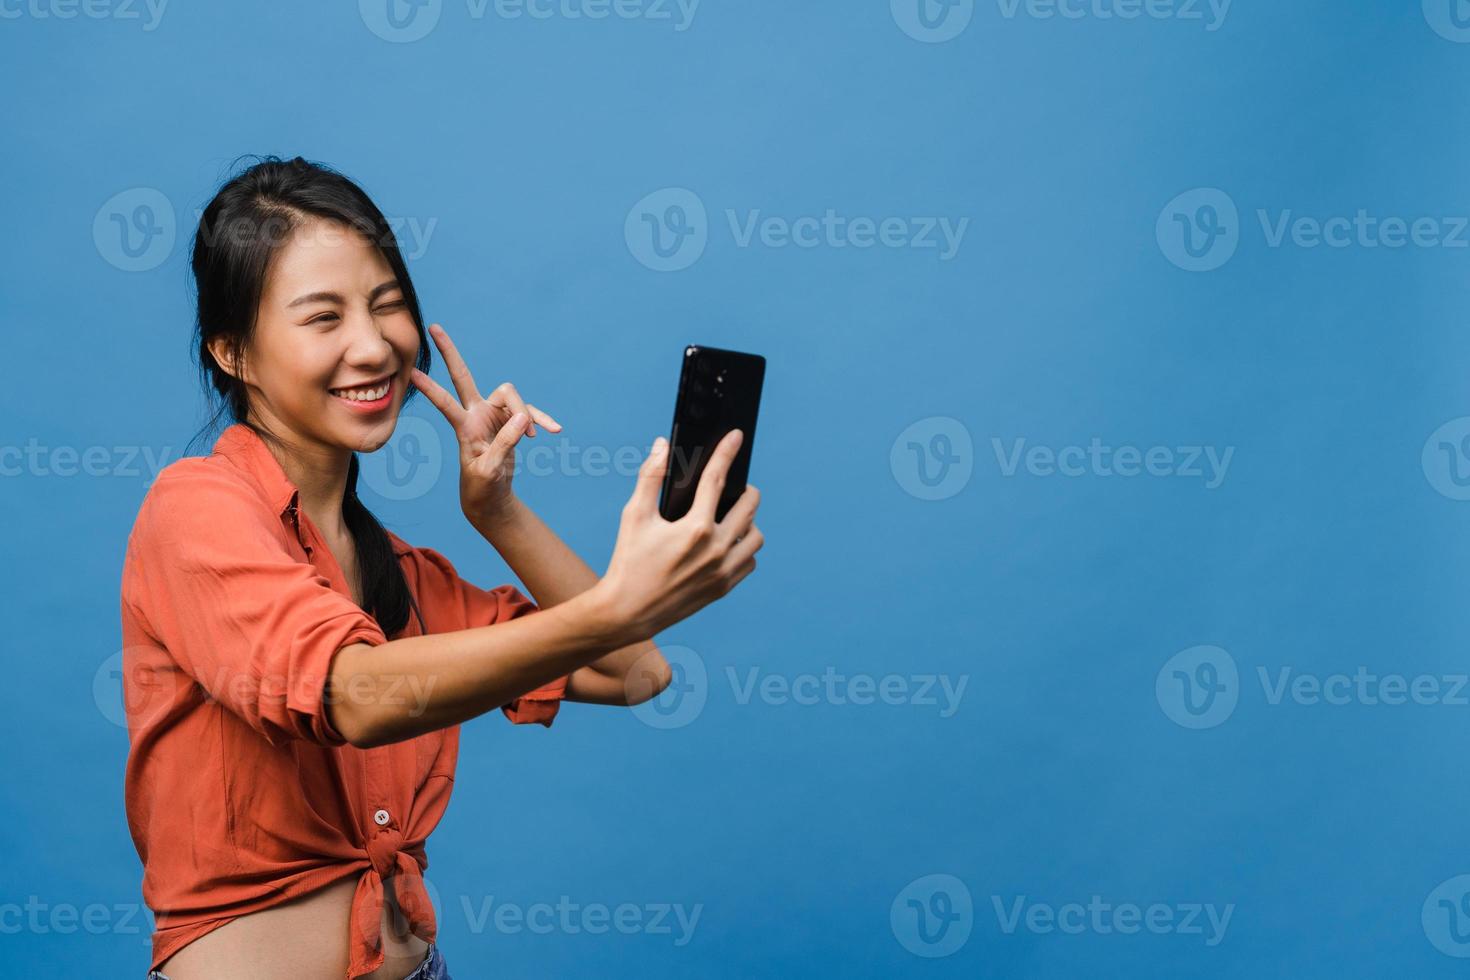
[{"left": 342, "top": 306, "right": 396, "bottom": 370}]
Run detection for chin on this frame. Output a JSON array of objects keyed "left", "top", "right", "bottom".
[{"left": 334, "top": 411, "right": 401, "bottom": 455}]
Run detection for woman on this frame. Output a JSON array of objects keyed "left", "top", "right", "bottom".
[{"left": 119, "top": 156, "right": 763, "bottom": 980}]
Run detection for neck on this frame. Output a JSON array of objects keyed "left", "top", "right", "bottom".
[{"left": 253, "top": 419, "right": 353, "bottom": 539}]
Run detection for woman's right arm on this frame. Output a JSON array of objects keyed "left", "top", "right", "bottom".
[
  {"left": 325, "top": 585, "right": 629, "bottom": 748},
  {"left": 327, "top": 430, "right": 762, "bottom": 748}
]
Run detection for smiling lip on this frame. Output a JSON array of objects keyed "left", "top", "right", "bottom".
[{"left": 329, "top": 376, "right": 394, "bottom": 414}]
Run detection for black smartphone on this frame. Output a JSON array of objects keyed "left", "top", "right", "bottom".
[{"left": 658, "top": 345, "right": 766, "bottom": 522}]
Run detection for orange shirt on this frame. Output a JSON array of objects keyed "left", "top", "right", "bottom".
[{"left": 119, "top": 422, "right": 568, "bottom": 979}]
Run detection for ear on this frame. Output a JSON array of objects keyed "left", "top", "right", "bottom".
[{"left": 208, "top": 337, "right": 249, "bottom": 384}]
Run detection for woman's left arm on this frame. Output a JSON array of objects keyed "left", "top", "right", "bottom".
[{"left": 469, "top": 495, "right": 671, "bottom": 706}]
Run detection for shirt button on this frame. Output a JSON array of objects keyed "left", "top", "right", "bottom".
[{"left": 373, "top": 809, "right": 390, "bottom": 826}]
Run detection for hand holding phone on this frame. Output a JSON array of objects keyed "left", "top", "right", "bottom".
[{"left": 590, "top": 346, "right": 767, "bottom": 642}]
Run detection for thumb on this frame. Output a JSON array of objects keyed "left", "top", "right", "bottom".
[
  {"left": 628, "top": 436, "right": 669, "bottom": 516},
  {"left": 489, "top": 411, "right": 527, "bottom": 459}
]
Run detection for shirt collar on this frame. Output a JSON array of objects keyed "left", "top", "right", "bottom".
[
  {"left": 213, "top": 423, "right": 299, "bottom": 518},
  {"left": 211, "top": 423, "right": 413, "bottom": 557}
]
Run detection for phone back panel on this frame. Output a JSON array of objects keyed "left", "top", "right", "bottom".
[{"left": 658, "top": 345, "right": 765, "bottom": 522}]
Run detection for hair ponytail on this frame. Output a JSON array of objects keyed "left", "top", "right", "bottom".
[{"left": 343, "top": 450, "right": 426, "bottom": 636}]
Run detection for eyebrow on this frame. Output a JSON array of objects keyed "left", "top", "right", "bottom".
[{"left": 287, "top": 279, "right": 402, "bottom": 309}]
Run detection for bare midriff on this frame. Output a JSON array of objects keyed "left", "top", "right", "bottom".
[{"left": 153, "top": 876, "right": 430, "bottom": 980}]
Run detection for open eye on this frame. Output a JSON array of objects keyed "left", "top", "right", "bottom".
[
  {"left": 308, "top": 311, "right": 340, "bottom": 325},
  {"left": 374, "top": 299, "right": 407, "bottom": 315}
]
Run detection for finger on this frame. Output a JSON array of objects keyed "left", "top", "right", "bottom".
[
  {"left": 525, "top": 403, "right": 562, "bottom": 433},
  {"left": 489, "top": 382, "right": 536, "bottom": 437},
  {"left": 688, "top": 428, "right": 744, "bottom": 525},
  {"left": 717, "top": 483, "right": 760, "bottom": 540},
  {"left": 723, "top": 524, "right": 764, "bottom": 569},
  {"left": 489, "top": 410, "right": 529, "bottom": 466},
  {"left": 409, "top": 368, "right": 468, "bottom": 428},
  {"left": 626, "top": 436, "right": 670, "bottom": 519},
  {"left": 426, "top": 323, "right": 483, "bottom": 407},
  {"left": 724, "top": 555, "right": 758, "bottom": 593}
]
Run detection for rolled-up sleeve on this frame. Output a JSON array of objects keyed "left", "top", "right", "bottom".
[
  {"left": 122, "top": 465, "right": 389, "bottom": 747},
  {"left": 411, "top": 547, "right": 569, "bottom": 728}
]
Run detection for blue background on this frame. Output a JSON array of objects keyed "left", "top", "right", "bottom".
[{"left": 4, "top": 0, "right": 1470, "bottom": 975}]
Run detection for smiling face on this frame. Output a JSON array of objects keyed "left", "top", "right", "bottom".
[{"left": 210, "top": 216, "right": 421, "bottom": 456}]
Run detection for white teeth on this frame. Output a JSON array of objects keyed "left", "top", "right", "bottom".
[{"left": 331, "top": 382, "right": 390, "bottom": 401}]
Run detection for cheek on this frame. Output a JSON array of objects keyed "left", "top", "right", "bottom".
[
  {"left": 267, "top": 340, "right": 339, "bottom": 399},
  {"left": 390, "top": 316, "right": 422, "bottom": 363},
  {"left": 244, "top": 333, "right": 321, "bottom": 396}
]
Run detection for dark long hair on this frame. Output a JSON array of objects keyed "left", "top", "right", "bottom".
[{"left": 185, "top": 155, "right": 431, "bottom": 638}]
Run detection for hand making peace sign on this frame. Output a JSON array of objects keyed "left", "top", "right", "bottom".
[{"left": 409, "top": 322, "right": 562, "bottom": 525}]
